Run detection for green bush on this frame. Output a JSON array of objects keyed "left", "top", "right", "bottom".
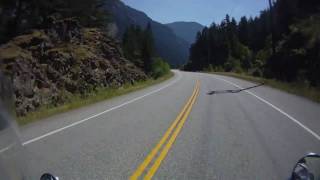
[
  {"left": 203, "top": 64, "right": 214, "bottom": 72},
  {"left": 224, "top": 56, "right": 243, "bottom": 73},
  {"left": 152, "top": 57, "right": 170, "bottom": 79},
  {"left": 214, "top": 66, "right": 224, "bottom": 72},
  {"left": 255, "top": 48, "right": 271, "bottom": 67},
  {"left": 252, "top": 68, "right": 263, "bottom": 77}
]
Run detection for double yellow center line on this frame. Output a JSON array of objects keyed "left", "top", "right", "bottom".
[{"left": 130, "top": 80, "right": 200, "bottom": 180}]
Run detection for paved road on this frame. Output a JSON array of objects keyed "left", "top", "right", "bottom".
[{"left": 20, "top": 70, "right": 320, "bottom": 179}]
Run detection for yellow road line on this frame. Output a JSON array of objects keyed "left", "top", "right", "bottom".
[
  {"left": 144, "top": 84, "right": 200, "bottom": 180},
  {"left": 130, "top": 81, "right": 199, "bottom": 180}
]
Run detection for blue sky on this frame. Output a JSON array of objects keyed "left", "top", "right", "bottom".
[{"left": 122, "top": 0, "right": 269, "bottom": 26}]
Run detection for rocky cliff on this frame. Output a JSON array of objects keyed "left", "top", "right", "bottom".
[{"left": 0, "top": 16, "right": 147, "bottom": 116}]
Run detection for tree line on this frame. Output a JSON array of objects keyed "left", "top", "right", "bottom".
[
  {"left": 122, "top": 23, "right": 170, "bottom": 78},
  {"left": 185, "top": 0, "right": 320, "bottom": 87},
  {"left": 0, "top": 0, "right": 108, "bottom": 43}
]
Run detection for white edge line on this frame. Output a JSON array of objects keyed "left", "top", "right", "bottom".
[
  {"left": 22, "top": 71, "right": 182, "bottom": 146},
  {"left": 212, "top": 75, "right": 320, "bottom": 141},
  {"left": 0, "top": 144, "right": 14, "bottom": 154}
]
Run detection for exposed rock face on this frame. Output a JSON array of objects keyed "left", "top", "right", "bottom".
[{"left": 0, "top": 18, "right": 147, "bottom": 116}]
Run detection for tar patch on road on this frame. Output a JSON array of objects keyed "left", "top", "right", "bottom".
[{"left": 207, "top": 82, "right": 265, "bottom": 95}]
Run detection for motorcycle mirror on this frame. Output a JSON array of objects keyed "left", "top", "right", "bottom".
[
  {"left": 291, "top": 153, "right": 320, "bottom": 180},
  {"left": 40, "top": 173, "right": 59, "bottom": 180}
]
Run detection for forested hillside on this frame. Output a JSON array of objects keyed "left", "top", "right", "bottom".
[
  {"left": 185, "top": 0, "right": 320, "bottom": 87},
  {"left": 121, "top": 23, "right": 170, "bottom": 78},
  {"left": 166, "top": 22, "right": 204, "bottom": 44},
  {"left": 104, "top": 0, "right": 189, "bottom": 67}
]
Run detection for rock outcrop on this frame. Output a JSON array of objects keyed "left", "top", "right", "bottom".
[{"left": 0, "top": 17, "right": 147, "bottom": 116}]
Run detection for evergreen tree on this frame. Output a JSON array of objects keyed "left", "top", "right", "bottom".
[
  {"left": 238, "top": 16, "right": 249, "bottom": 46},
  {"left": 141, "top": 22, "right": 154, "bottom": 73},
  {"left": 122, "top": 22, "right": 156, "bottom": 74},
  {"left": 185, "top": 0, "right": 320, "bottom": 88}
]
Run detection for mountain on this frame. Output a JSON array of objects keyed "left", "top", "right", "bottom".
[
  {"left": 104, "top": 0, "right": 190, "bottom": 67},
  {"left": 166, "top": 22, "right": 205, "bottom": 44}
]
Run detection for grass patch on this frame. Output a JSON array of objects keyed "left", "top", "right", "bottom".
[
  {"left": 0, "top": 44, "right": 32, "bottom": 60},
  {"left": 206, "top": 71, "right": 320, "bottom": 103},
  {"left": 17, "top": 72, "right": 174, "bottom": 125}
]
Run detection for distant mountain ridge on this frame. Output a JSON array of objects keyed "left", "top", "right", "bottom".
[
  {"left": 166, "top": 22, "right": 205, "bottom": 44},
  {"left": 104, "top": 0, "right": 190, "bottom": 66}
]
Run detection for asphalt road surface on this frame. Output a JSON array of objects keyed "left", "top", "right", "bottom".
[{"left": 20, "top": 70, "right": 320, "bottom": 179}]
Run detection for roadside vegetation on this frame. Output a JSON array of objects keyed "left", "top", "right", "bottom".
[
  {"left": 183, "top": 0, "right": 320, "bottom": 102},
  {"left": 17, "top": 72, "right": 173, "bottom": 125},
  {"left": 0, "top": 0, "right": 173, "bottom": 125},
  {"left": 121, "top": 23, "right": 171, "bottom": 79}
]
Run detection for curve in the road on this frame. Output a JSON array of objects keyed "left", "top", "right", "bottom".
[{"left": 22, "top": 72, "right": 182, "bottom": 146}]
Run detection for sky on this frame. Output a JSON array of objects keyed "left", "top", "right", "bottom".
[{"left": 122, "top": 0, "right": 269, "bottom": 26}]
